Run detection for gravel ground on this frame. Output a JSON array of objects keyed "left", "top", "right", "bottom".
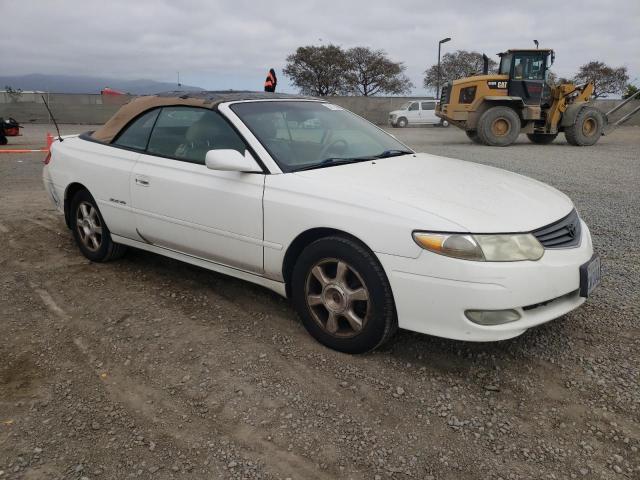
[{"left": 1, "top": 124, "right": 639, "bottom": 480}]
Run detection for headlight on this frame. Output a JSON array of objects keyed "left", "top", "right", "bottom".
[{"left": 412, "top": 232, "right": 544, "bottom": 262}]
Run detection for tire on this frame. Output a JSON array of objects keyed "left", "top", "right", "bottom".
[
  {"left": 70, "top": 189, "right": 127, "bottom": 262},
  {"left": 565, "top": 107, "right": 604, "bottom": 146},
  {"left": 396, "top": 117, "right": 408, "bottom": 128},
  {"left": 527, "top": 133, "right": 558, "bottom": 144},
  {"left": 477, "top": 106, "right": 521, "bottom": 146},
  {"left": 0, "top": 134, "right": 7, "bottom": 145},
  {"left": 291, "top": 236, "right": 397, "bottom": 354},
  {"left": 466, "top": 130, "right": 482, "bottom": 144},
  {"left": 440, "top": 120, "right": 449, "bottom": 128}
]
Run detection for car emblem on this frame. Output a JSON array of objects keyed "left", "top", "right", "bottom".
[{"left": 566, "top": 223, "right": 576, "bottom": 238}]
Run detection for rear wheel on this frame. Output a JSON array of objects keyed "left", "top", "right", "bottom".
[
  {"left": 527, "top": 133, "right": 558, "bottom": 144},
  {"left": 565, "top": 107, "right": 604, "bottom": 146},
  {"left": 70, "top": 190, "right": 127, "bottom": 262},
  {"left": 396, "top": 117, "right": 408, "bottom": 128},
  {"left": 466, "top": 130, "right": 482, "bottom": 144},
  {"left": 477, "top": 106, "right": 521, "bottom": 146},
  {"left": 291, "top": 236, "right": 397, "bottom": 354},
  {"left": 0, "top": 133, "right": 7, "bottom": 145}
]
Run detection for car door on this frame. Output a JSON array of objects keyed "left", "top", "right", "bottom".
[
  {"left": 130, "top": 106, "right": 265, "bottom": 273},
  {"left": 406, "top": 102, "right": 420, "bottom": 124},
  {"left": 94, "top": 108, "right": 160, "bottom": 239},
  {"left": 420, "top": 101, "right": 437, "bottom": 124}
]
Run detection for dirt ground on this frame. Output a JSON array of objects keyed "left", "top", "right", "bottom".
[{"left": 1, "top": 124, "right": 639, "bottom": 480}]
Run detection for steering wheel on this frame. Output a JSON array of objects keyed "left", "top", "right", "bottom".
[{"left": 318, "top": 138, "right": 348, "bottom": 160}]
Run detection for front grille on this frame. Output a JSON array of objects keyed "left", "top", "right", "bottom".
[{"left": 532, "top": 209, "right": 581, "bottom": 249}]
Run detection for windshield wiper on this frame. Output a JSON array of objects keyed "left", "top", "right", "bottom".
[
  {"left": 292, "top": 150, "right": 413, "bottom": 172},
  {"left": 293, "top": 156, "right": 375, "bottom": 172},
  {"left": 374, "top": 149, "right": 414, "bottom": 158}
]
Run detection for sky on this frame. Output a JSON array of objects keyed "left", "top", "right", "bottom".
[{"left": 3, "top": 0, "right": 639, "bottom": 95}]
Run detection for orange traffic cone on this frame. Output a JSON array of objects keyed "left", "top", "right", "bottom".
[{"left": 46, "top": 132, "right": 54, "bottom": 150}]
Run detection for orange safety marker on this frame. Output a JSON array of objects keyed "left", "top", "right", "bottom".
[
  {"left": 0, "top": 148, "right": 49, "bottom": 153},
  {"left": 0, "top": 132, "right": 53, "bottom": 153}
]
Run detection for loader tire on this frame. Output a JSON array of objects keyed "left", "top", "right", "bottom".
[
  {"left": 477, "top": 106, "right": 521, "bottom": 146},
  {"left": 527, "top": 133, "right": 558, "bottom": 145},
  {"left": 466, "top": 130, "right": 482, "bottom": 144},
  {"left": 565, "top": 107, "right": 604, "bottom": 146}
]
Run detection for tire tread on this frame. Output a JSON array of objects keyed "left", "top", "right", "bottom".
[{"left": 292, "top": 235, "right": 397, "bottom": 353}]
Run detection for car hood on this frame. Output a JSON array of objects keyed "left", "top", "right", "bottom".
[
  {"left": 293, "top": 153, "right": 574, "bottom": 233},
  {"left": 389, "top": 110, "right": 406, "bottom": 116}
]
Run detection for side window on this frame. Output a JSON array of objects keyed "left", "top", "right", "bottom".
[
  {"left": 113, "top": 109, "right": 159, "bottom": 150},
  {"left": 421, "top": 101, "right": 435, "bottom": 110},
  {"left": 408, "top": 102, "right": 419, "bottom": 111},
  {"left": 513, "top": 56, "right": 545, "bottom": 81},
  {"left": 513, "top": 57, "right": 524, "bottom": 79},
  {"left": 146, "top": 107, "right": 246, "bottom": 165}
]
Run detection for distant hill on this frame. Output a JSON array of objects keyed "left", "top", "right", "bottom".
[{"left": 0, "top": 74, "right": 203, "bottom": 95}]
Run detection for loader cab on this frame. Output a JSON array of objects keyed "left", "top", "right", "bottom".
[{"left": 499, "top": 49, "right": 554, "bottom": 105}]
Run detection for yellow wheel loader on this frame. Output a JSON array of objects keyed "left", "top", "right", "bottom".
[{"left": 435, "top": 48, "right": 640, "bottom": 146}]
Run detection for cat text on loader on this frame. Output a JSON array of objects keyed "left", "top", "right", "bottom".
[{"left": 435, "top": 48, "right": 640, "bottom": 146}]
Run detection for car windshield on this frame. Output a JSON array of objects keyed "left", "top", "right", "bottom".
[
  {"left": 399, "top": 102, "right": 412, "bottom": 110},
  {"left": 230, "top": 101, "right": 413, "bottom": 172}
]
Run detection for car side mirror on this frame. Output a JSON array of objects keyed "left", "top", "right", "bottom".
[{"left": 205, "top": 149, "right": 261, "bottom": 173}]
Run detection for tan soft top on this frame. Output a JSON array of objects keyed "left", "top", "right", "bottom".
[{"left": 92, "top": 91, "right": 314, "bottom": 143}]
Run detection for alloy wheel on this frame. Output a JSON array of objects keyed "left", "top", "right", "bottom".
[
  {"left": 304, "top": 258, "right": 370, "bottom": 338},
  {"left": 76, "top": 201, "right": 103, "bottom": 252}
]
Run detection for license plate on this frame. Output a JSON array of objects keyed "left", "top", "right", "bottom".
[{"left": 579, "top": 255, "right": 601, "bottom": 297}]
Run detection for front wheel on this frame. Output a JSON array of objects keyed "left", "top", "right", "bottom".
[
  {"left": 440, "top": 120, "right": 449, "bottom": 128},
  {"left": 565, "top": 107, "right": 604, "bottom": 146},
  {"left": 70, "top": 189, "right": 127, "bottom": 262},
  {"left": 291, "top": 236, "right": 397, "bottom": 354},
  {"left": 396, "top": 117, "right": 408, "bottom": 128},
  {"left": 0, "top": 134, "right": 7, "bottom": 145},
  {"left": 477, "top": 106, "right": 521, "bottom": 146}
]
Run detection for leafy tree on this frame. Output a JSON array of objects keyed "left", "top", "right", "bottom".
[
  {"left": 283, "top": 45, "right": 350, "bottom": 96},
  {"left": 622, "top": 84, "right": 639, "bottom": 100},
  {"left": 423, "top": 50, "right": 497, "bottom": 91},
  {"left": 343, "top": 47, "right": 413, "bottom": 96},
  {"left": 573, "top": 61, "right": 629, "bottom": 98}
]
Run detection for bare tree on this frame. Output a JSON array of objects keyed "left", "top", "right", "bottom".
[
  {"left": 4, "top": 86, "right": 23, "bottom": 103},
  {"left": 423, "top": 50, "right": 497, "bottom": 91},
  {"left": 573, "top": 61, "right": 629, "bottom": 98},
  {"left": 344, "top": 47, "right": 413, "bottom": 96},
  {"left": 283, "top": 45, "right": 350, "bottom": 96}
]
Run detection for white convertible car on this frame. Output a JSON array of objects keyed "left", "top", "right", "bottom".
[{"left": 43, "top": 92, "right": 600, "bottom": 353}]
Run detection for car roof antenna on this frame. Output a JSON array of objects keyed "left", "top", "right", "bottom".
[{"left": 41, "top": 95, "right": 63, "bottom": 142}]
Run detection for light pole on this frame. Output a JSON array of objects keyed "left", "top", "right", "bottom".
[{"left": 437, "top": 37, "right": 451, "bottom": 99}]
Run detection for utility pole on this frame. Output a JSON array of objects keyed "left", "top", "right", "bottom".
[{"left": 437, "top": 37, "right": 451, "bottom": 99}]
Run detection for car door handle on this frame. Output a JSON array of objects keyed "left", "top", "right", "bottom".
[{"left": 135, "top": 176, "right": 150, "bottom": 187}]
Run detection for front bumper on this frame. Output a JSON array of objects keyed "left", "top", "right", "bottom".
[{"left": 377, "top": 220, "right": 594, "bottom": 341}]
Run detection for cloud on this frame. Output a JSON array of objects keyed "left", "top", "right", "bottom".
[{"left": 5, "top": 0, "right": 639, "bottom": 94}]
